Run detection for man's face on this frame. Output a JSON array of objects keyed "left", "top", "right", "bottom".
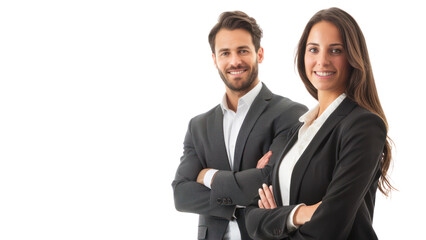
[{"left": 212, "top": 29, "right": 263, "bottom": 93}]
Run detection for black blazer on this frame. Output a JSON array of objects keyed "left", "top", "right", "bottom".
[
  {"left": 245, "top": 98, "right": 387, "bottom": 240},
  {"left": 172, "top": 84, "right": 307, "bottom": 240}
]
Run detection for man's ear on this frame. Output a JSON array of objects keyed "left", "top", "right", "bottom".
[
  {"left": 212, "top": 53, "right": 218, "bottom": 68},
  {"left": 257, "top": 47, "right": 264, "bottom": 63}
]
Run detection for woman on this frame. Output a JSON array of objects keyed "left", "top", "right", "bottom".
[{"left": 245, "top": 7, "right": 393, "bottom": 240}]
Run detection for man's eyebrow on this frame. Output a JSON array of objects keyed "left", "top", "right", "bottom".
[
  {"left": 218, "top": 46, "right": 251, "bottom": 52},
  {"left": 237, "top": 45, "right": 250, "bottom": 49}
]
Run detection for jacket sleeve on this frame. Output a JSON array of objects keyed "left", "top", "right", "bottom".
[
  {"left": 210, "top": 104, "right": 308, "bottom": 207},
  {"left": 172, "top": 119, "right": 235, "bottom": 220},
  {"left": 245, "top": 112, "right": 387, "bottom": 240}
]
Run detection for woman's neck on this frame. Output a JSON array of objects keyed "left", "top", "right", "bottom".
[{"left": 317, "top": 91, "right": 344, "bottom": 118}]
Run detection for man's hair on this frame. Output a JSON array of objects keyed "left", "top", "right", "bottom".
[{"left": 208, "top": 11, "right": 263, "bottom": 53}]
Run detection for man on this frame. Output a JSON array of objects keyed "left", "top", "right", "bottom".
[{"left": 172, "top": 11, "right": 307, "bottom": 240}]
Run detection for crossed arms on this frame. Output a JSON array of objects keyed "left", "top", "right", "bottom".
[{"left": 172, "top": 121, "right": 281, "bottom": 220}]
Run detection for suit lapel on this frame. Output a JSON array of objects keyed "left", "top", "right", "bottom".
[
  {"left": 272, "top": 123, "right": 303, "bottom": 206},
  {"left": 210, "top": 106, "right": 232, "bottom": 170},
  {"left": 233, "top": 85, "right": 273, "bottom": 171},
  {"left": 289, "top": 98, "right": 357, "bottom": 204}
]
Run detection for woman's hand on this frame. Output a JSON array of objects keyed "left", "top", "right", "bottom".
[
  {"left": 258, "top": 184, "right": 277, "bottom": 209},
  {"left": 293, "top": 201, "right": 322, "bottom": 225}
]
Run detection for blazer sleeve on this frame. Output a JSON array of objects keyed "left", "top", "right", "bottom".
[
  {"left": 172, "top": 119, "right": 235, "bottom": 220},
  {"left": 245, "top": 112, "right": 387, "bottom": 240},
  {"left": 210, "top": 104, "right": 308, "bottom": 207}
]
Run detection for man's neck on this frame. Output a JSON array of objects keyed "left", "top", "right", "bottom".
[
  {"left": 225, "top": 92, "right": 241, "bottom": 112},
  {"left": 225, "top": 80, "right": 259, "bottom": 112}
]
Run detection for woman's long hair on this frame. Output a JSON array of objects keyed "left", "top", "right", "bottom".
[{"left": 295, "top": 7, "right": 394, "bottom": 196}]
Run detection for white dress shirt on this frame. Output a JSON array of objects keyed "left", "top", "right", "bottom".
[
  {"left": 279, "top": 93, "right": 346, "bottom": 231},
  {"left": 203, "top": 81, "right": 263, "bottom": 240}
]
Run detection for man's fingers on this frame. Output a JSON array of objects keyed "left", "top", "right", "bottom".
[
  {"left": 262, "top": 151, "right": 272, "bottom": 166},
  {"left": 265, "top": 151, "right": 272, "bottom": 158},
  {"left": 256, "top": 154, "right": 267, "bottom": 168},
  {"left": 256, "top": 159, "right": 265, "bottom": 169},
  {"left": 257, "top": 151, "right": 272, "bottom": 169},
  {"left": 256, "top": 160, "right": 264, "bottom": 169},
  {"left": 262, "top": 151, "right": 272, "bottom": 163}
]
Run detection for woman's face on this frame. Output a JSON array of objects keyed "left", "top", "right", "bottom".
[{"left": 304, "top": 21, "right": 350, "bottom": 95}]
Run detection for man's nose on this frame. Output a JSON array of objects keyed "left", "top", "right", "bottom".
[{"left": 229, "top": 53, "right": 243, "bottom": 67}]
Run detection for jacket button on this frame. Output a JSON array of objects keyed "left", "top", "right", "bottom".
[{"left": 273, "top": 228, "right": 282, "bottom": 235}]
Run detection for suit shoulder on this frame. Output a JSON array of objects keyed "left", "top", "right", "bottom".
[
  {"left": 188, "top": 104, "right": 221, "bottom": 126},
  {"left": 341, "top": 105, "right": 387, "bottom": 134},
  {"left": 347, "top": 105, "right": 385, "bottom": 124},
  {"left": 270, "top": 94, "right": 308, "bottom": 112}
]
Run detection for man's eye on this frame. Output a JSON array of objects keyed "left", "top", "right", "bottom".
[
  {"left": 240, "top": 50, "right": 248, "bottom": 54},
  {"left": 221, "top": 52, "right": 229, "bottom": 56}
]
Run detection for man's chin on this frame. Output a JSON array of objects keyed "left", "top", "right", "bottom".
[
  {"left": 220, "top": 71, "right": 257, "bottom": 92},
  {"left": 227, "top": 83, "right": 251, "bottom": 92}
]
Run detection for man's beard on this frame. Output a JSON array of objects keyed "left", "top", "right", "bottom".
[{"left": 218, "top": 62, "right": 258, "bottom": 92}]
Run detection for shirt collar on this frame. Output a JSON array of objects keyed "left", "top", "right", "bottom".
[
  {"left": 299, "top": 93, "right": 347, "bottom": 126},
  {"left": 220, "top": 82, "right": 263, "bottom": 113}
]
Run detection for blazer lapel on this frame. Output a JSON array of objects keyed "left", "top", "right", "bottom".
[
  {"left": 272, "top": 123, "right": 303, "bottom": 207},
  {"left": 289, "top": 98, "right": 357, "bottom": 204},
  {"left": 210, "top": 106, "right": 232, "bottom": 170},
  {"left": 233, "top": 85, "right": 273, "bottom": 171}
]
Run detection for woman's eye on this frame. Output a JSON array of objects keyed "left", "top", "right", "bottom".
[
  {"left": 331, "top": 49, "right": 342, "bottom": 54},
  {"left": 308, "top": 48, "right": 318, "bottom": 53}
]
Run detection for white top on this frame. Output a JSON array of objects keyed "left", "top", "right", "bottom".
[
  {"left": 221, "top": 81, "right": 263, "bottom": 171},
  {"left": 204, "top": 81, "right": 263, "bottom": 240},
  {"left": 279, "top": 93, "right": 346, "bottom": 231}
]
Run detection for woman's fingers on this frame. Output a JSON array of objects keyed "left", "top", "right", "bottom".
[
  {"left": 263, "top": 184, "right": 277, "bottom": 209},
  {"left": 268, "top": 185, "right": 277, "bottom": 208},
  {"left": 313, "top": 201, "right": 322, "bottom": 211},
  {"left": 258, "top": 199, "right": 264, "bottom": 209},
  {"left": 258, "top": 184, "right": 277, "bottom": 209},
  {"left": 258, "top": 187, "right": 271, "bottom": 209}
]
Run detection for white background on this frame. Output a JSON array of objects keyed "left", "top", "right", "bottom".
[{"left": 0, "top": 0, "right": 424, "bottom": 239}]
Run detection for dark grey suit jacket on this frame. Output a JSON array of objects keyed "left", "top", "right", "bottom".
[
  {"left": 172, "top": 84, "right": 307, "bottom": 239},
  {"left": 245, "top": 98, "right": 387, "bottom": 240}
]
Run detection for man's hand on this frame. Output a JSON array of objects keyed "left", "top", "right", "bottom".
[
  {"left": 196, "top": 168, "right": 212, "bottom": 185},
  {"left": 196, "top": 150, "right": 271, "bottom": 186},
  {"left": 256, "top": 151, "right": 272, "bottom": 169}
]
